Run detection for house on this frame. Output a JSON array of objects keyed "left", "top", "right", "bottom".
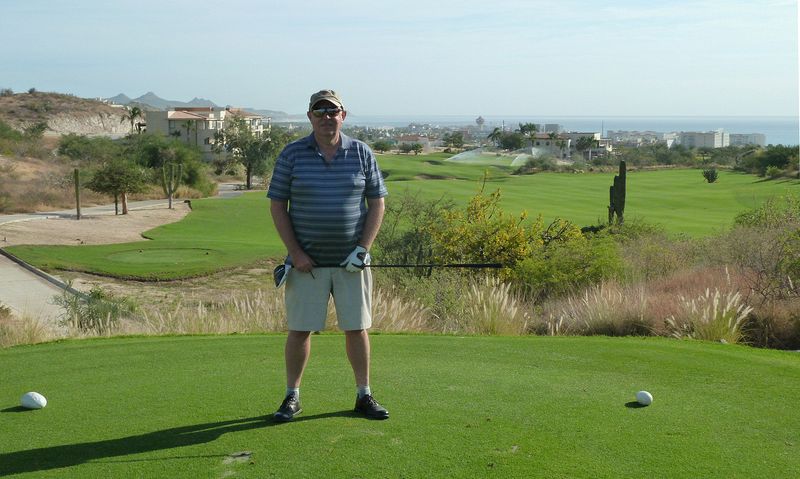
[
  {"left": 561, "top": 132, "right": 613, "bottom": 159},
  {"left": 529, "top": 133, "right": 571, "bottom": 159},
  {"left": 145, "top": 107, "right": 266, "bottom": 161}
]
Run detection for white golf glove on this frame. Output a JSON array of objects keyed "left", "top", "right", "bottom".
[{"left": 340, "top": 246, "right": 370, "bottom": 272}]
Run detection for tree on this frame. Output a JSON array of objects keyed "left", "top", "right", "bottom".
[
  {"left": 556, "top": 138, "right": 568, "bottom": 159},
  {"left": 575, "top": 136, "right": 598, "bottom": 158},
  {"left": 411, "top": 143, "right": 423, "bottom": 155},
  {"left": 442, "top": 132, "right": 464, "bottom": 150},
  {"left": 398, "top": 142, "right": 414, "bottom": 154},
  {"left": 518, "top": 123, "right": 538, "bottom": 146},
  {"left": 213, "top": 117, "right": 292, "bottom": 189},
  {"left": 499, "top": 132, "right": 525, "bottom": 150},
  {"left": 372, "top": 139, "right": 393, "bottom": 153},
  {"left": 86, "top": 160, "right": 148, "bottom": 215},
  {"left": 182, "top": 120, "right": 198, "bottom": 146},
  {"left": 487, "top": 127, "right": 502, "bottom": 147},
  {"left": 121, "top": 106, "right": 144, "bottom": 135}
]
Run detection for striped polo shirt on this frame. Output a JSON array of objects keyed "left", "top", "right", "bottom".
[{"left": 267, "top": 133, "right": 388, "bottom": 265}]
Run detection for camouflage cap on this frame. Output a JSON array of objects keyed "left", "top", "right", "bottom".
[{"left": 308, "top": 90, "right": 344, "bottom": 110}]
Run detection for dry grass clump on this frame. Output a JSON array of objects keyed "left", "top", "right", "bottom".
[
  {"left": 137, "top": 289, "right": 285, "bottom": 335},
  {"left": 372, "top": 286, "right": 431, "bottom": 332},
  {"left": 457, "top": 277, "right": 530, "bottom": 335},
  {"left": 665, "top": 288, "right": 753, "bottom": 343},
  {"left": 0, "top": 305, "right": 61, "bottom": 347},
  {"left": 538, "top": 282, "right": 650, "bottom": 336}
]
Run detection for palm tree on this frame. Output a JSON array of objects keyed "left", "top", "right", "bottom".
[
  {"left": 121, "top": 106, "right": 144, "bottom": 135},
  {"left": 487, "top": 127, "right": 502, "bottom": 147},
  {"left": 518, "top": 123, "right": 538, "bottom": 147}
]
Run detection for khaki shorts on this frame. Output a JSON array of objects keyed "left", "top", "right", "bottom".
[{"left": 285, "top": 267, "right": 372, "bottom": 331}]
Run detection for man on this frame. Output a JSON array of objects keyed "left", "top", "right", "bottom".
[{"left": 267, "top": 89, "right": 389, "bottom": 421}]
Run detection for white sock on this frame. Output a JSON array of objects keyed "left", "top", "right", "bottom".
[
  {"left": 286, "top": 387, "right": 300, "bottom": 399},
  {"left": 357, "top": 385, "right": 371, "bottom": 398}
]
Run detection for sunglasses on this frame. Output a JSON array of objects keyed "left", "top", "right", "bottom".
[{"left": 311, "top": 107, "right": 343, "bottom": 118}]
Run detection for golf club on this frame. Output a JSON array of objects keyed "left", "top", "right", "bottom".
[
  {"left": 363, "top": 263, "right": 503, "bottom": 269},
  {"left": 273, "top": 262, "right": 502, "bottom": 287}
]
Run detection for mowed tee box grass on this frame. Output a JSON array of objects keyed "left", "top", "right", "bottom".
[
  {"left": 0, "top": 335, "right": 798, "bottom": 478},
  {"left": 4, "top": 155, "right": 798, "bottom": 280}
]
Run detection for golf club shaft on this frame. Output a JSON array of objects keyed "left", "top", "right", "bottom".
[{"left": 364, "top": 263, "right": 503, "bottom": 268}]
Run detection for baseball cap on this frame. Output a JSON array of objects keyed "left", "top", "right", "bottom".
[{"left": 309, "top": 90, "right": 344, "bottom": 110}]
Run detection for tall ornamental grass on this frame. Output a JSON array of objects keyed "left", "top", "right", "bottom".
[{"left": 666, "top": 288, "right": 753, "bottom": 343}]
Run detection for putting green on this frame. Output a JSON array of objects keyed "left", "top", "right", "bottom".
[{"left": 106, "top": 248, "right": 220, "bottom": 264}]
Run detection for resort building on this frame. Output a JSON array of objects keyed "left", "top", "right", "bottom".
[
  {"left": 145, "top": 107, "right": 266, "bottom": 161},
  {"left": 677, "top": 129, "right": 730, "bottom": 148},
  {"left": 729, "top": 133, "right": 766, "bottom": 147}
]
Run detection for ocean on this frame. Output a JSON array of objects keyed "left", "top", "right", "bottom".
[{"left": 343, "top": 115, "right": 800, "bottom": 146}]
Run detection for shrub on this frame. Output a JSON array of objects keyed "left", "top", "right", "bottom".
[
  {"left": 54, "top": 287, "right": 137, "bottom": 335},
  {"left": 765, "top": 165, "right": 783, "bottom": 179},
  {"left": 512, "top": 233, "right": 624, "bottom": 299},
  {"left": 459, "top": 277, "right": 530, "bottom": 335},
  {"left": 702, "top": 167, "right": 718, "bottom": 183},
  {"left": 426, "top": 187, "right": 551, "bottom": 277},
  {"left": 665, "top": 288, "right": 753, "bottom": 344},
  {"left": 537, "top": 282, "right": 651, "bottom": 337},
  {"left": 0, "top": 88, "right": 13, "bottom": 97},
  {"left": 375, "top": 269, "right": 473, "bottom": 333}
]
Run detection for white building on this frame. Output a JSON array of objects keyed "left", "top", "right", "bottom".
[
  {"left": 145, "top": 107, "right": 265, "bottom": 161},
  {"left": 677, "top": 129, "right": 730, "bottom": 148},
  {"left": 729, "top": 133, "right": 766, "bottom": 147}
]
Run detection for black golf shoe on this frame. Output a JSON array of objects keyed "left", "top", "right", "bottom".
[
  {"left": 354, "top": 394, "right": 389, "bottom": 420},
  {"left": 273, "top": 394, "right": 302, "bottom": 422}
]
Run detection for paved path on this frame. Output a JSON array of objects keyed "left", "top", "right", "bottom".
[{"left": 0, "top": 184, "right": 245, "bottom": 321}]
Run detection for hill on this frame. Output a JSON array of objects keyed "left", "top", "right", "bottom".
[
  {"left": 0, "top": 91, "right": 132, "bottom": 137},
  {"left": 109, "top": 91, "right": 288, "bottom": 119}
]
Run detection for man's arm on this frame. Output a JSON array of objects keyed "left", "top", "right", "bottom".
[
  {"left": 270, "top": 199, "right": 315, "bottom": 272},
  {"left": 358, "top": 196, "right": 385, "bottom": 250}
]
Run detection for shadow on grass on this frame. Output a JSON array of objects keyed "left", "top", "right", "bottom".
[
  {"left": 624, "top": 401, "right": 648, "bottom": 409},
  {"left": 0, "top": 410, "right": 354, "bottom": 476},
  {"left": 1, "top": 406, "right": 32, "bottom": 413}
]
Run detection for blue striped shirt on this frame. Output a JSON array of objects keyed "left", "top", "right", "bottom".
[{"left": 267, "top": 133, "right": 388, "bottom": 265}]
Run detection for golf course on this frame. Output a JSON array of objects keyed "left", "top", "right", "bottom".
[
  {"left": 5, "top": 159, "right": 798, "bottom": 280},
  {"left": 1, "top": 156, "right": 799, "bottom": 477},
  {"left": 1, "top": 335, "right": 798, "bottom": 478}
]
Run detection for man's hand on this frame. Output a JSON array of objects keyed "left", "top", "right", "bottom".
[{"left": 340, "top": 246, "right": 370, "bottom": 272}]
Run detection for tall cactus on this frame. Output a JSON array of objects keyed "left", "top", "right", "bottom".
[
  {"left": 608, "top": 160, "right": 626, "bottom": 225},
  {"left": 161, "top": 163, "right": 182, "bottom": 209},
  {"left": 74, "top": 168, "right": 81, "bottom": 220}
]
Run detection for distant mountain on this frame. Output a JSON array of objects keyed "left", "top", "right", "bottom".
[
  {"left": 108, "top": 93, "right": 131, "bottom": 105},
  {"left": 107, "top": 92, "right": 288, "bottom": 118}
]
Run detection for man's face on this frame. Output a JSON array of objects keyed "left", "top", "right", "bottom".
[{"left": 307, "top": 100, "right": 346, "bottom": 140}]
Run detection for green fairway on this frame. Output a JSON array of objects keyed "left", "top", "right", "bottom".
[
  {"left": 389, "top": 168, "right": 799, "bottom": 235},
  {"left": 4, "top": 193, "right": 284, "bottom": 280},
  {"left": 4, "top": 159, "right": 798, "bottom": 279},
  {"left": 1, "top": 335, "right": 797, "bottom": 478}
]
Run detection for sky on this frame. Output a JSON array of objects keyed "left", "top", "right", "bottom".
[{"left": 1, "top": 0, "right": 798, "bottom": 117}]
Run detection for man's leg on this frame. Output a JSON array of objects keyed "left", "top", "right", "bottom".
[
  {"left": 286, "top": 330, "right": 312, "bottom": 388},
  {"left": 274, "top": 330, "right": 311, "bottom": 422},
  {"left": 347, "top": 329, "right": 389, "bottom": 419},
  {"left": 345, "top": 329, "right": 370, "bottom": 388}
]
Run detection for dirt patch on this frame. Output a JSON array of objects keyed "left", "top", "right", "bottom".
[{"left": 0, "top": 203, "right": 191, "bottom": 247}]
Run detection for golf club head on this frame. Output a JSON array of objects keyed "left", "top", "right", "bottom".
[{"left": 273, "top": 263, "right": 291, "bottom": 288}]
